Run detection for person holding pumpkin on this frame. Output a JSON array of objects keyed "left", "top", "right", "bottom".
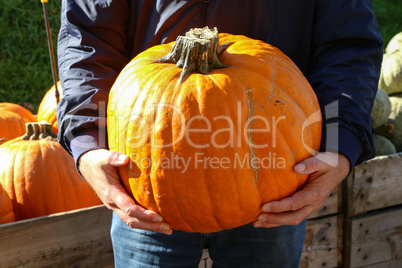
[{"left": 56, "top": 0, "right": 383, "bottom": 267}]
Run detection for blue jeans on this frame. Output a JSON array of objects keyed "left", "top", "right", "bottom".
[{"left": 111, "top": 213, "right": 306, "bottom": 268}]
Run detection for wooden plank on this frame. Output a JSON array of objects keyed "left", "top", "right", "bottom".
[
  {"left": 360, "top": 259, "right": 402, "bottom": 268},
  {"left": 299, "top": 215, "right": 342, "bottom": 268},
  {"left": 345, "top": 152, "right": 402, "bottom": 217},
  {"left": 343, "top": 206, "right": 402, "bottom": 268},
  {"left": 308, "top": 186, "right": 341, "bottom": 219},
  {"left": 0, "top": 205, "right": 113, "bottom": 268}
]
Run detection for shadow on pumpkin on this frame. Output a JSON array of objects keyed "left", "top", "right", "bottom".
[{"left": 117, "top": 157, "right": 141, "bottom": 197}]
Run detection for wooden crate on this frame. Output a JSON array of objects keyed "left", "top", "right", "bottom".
[
  {"left": 344, "top": 152, "right": 402, "bottom": 217},
  {"left": 300, "top": 215, "right": 342, "bottom": 268},
  {"left": 302, "top": 186, "right": 342, "bottom": 268},
  {"left": 342, "top": 152, "right": 402, "bottom": 268},
  {"left": 0, "top": 205, "right": 113, "bottom": 268},
  {"left": 0, "top": 193, "right": 340, "bottom": 268},
  {"left": 308, "top": 185, "right": 342, "bottom": 220},
  {"left": 343, "top": 206, "right": 402, "bottom": 268}
]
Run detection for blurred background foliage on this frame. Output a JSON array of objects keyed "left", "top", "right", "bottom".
[
  {"left": 0, "top": 0, "right": 401, "bottom": 112},
  {"left": 0, "top": 0, "right": 61, "bottom": 112}
]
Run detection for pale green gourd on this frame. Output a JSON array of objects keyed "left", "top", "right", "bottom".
[
  {"left": 379, "top": 51, "right": 402, "bottom": 95},
  {"left": 373, "top": 134, "right": 396, "bottom": 156},
  {"left": 386, "top": 32, "right": 402, "bottom": 54},
  {"left": 375, "top": 94, "right": 402, "bottom": 152},
  {"left": 371, "top": 88, "right": 391, "bottom": 129}
]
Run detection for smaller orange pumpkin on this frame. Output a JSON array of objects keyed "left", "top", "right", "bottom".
[
  {"left": 0, "top": 103, "right": 37, "bottom": 145},
  {"left": 0, "top": 122, "right": 102, "bottom": 220},
  {"left": 0, "top": 103, "right": 36, "bottom": 122},
  {"left": 37, "top": 81, "right": 63, "bottom": 134}
]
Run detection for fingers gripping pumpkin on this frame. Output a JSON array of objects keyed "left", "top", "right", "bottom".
[{"left": 108, "top": 27, "right": 322, "bottom": 233}]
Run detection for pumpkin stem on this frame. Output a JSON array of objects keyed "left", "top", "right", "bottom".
[
  {"left": 155, "top": 27, "right": 233, "bottom": 82},
  {"left": 22, "top": 122, "right": 58, "bottom": 141}
]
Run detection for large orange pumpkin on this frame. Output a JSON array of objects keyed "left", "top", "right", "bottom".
[
  {"left": 0, "top": 183, "right": 15, "bottom": 224},
  {"left": 37, "top": 81, "right": 63, "bottom": 134},
  {"left": 0, "top": 122, "right": 102, "bottom": 221},
  {"left": 0, "top": 103, "right": 37, "bottom": 145},
  {"left": 108, "top": 27, "right": 322, "bottom": 233}
]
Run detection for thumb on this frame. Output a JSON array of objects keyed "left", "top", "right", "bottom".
[
  {"left": 108, "top": 151, "right": 129, "bottom": 167},
  {"left": 294, "top": 155, "right": 326, "bottom": 174}
]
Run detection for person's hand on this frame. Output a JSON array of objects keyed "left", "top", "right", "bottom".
[
  {"left": 79, "top": 149, "right": 172, "bottom": 235},
  {"left": 254, "top": 152, "right": 350, "bottom": 228}
]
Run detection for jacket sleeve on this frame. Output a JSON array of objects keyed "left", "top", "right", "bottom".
[
  {"left": 56, "top": 0, "right": 130, "bottom": 165},
  {"left": 307, "top": 0, "right": 383, "bottom": 168}
]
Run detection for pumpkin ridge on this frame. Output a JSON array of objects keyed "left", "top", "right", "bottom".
[
  {"left": 122, "top": 69, "right": 161, "bottom": 150},
  {"left": 232, "top": 68, "right": 305, "bottom": 200},
  {"left": 191, "top": 75, "right": 225, "bottom": 231},
  {"left": 5, "top": 144, "right": 18, "bottom": 218},
  {"left": 23, "top": 140, "right": 38, "bottom": 217},
  {"left": 152, "top": 161, "right": 195, "bottom": 231},
  {"left": 137, "top": 73, "right": 189, "bottom": 228},
  {"left": 38, "top": 140, "right": 53, "bottom": 215},
  {"left": 203, "top": 73, "right": 247, "bottom": 225},
  {"left": 205, "top": 73, "right": 259, "bottom": 227},
  {"left": 223, "top": 42, "right": 318, "bottom": 119},
  {"left": 49, "top": 141, "right": 69, "bottom": 211},
  {"left": 259, "top": 64, "right": 318, "bottom": 160},
  {"left": 244, "top": 87, "right": 267, "bottom": 210},
  {"left": 268, "top": 126, "right": 292, "bottom": 201},
  {"left": 271, "top": 115, "right": 302, "bottom": 198},
  {"left": 204, "top": 69, "right": 271, "bottom": 225},
  {"left": 0, "top": 183, "right": 15, "bottom": 224},
  {"left": 245, "top": 88, "right": 260, "bottom": 188},
  {"left": 169, "top": 75, "right": 214, "bottom": 231},
  {"left": 229, "top": 76, "right": 261, "bottom": 225},
  {"left": 16, "top": 141, "right": 30, "bottom": 220},
  {"left": 214, "top": 74, "right": 253, "bottom": 228}
]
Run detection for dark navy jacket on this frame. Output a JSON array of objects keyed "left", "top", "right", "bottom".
[{"left": 57, "top": 0, "right": 383, "bottom": 169}]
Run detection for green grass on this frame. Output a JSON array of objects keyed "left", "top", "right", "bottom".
[
  {"left": 0, "top": 0, "right": 401, "bottom": 112},
  {"left": 0, "top": 0, "right": 61, "bottom": 112}
]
